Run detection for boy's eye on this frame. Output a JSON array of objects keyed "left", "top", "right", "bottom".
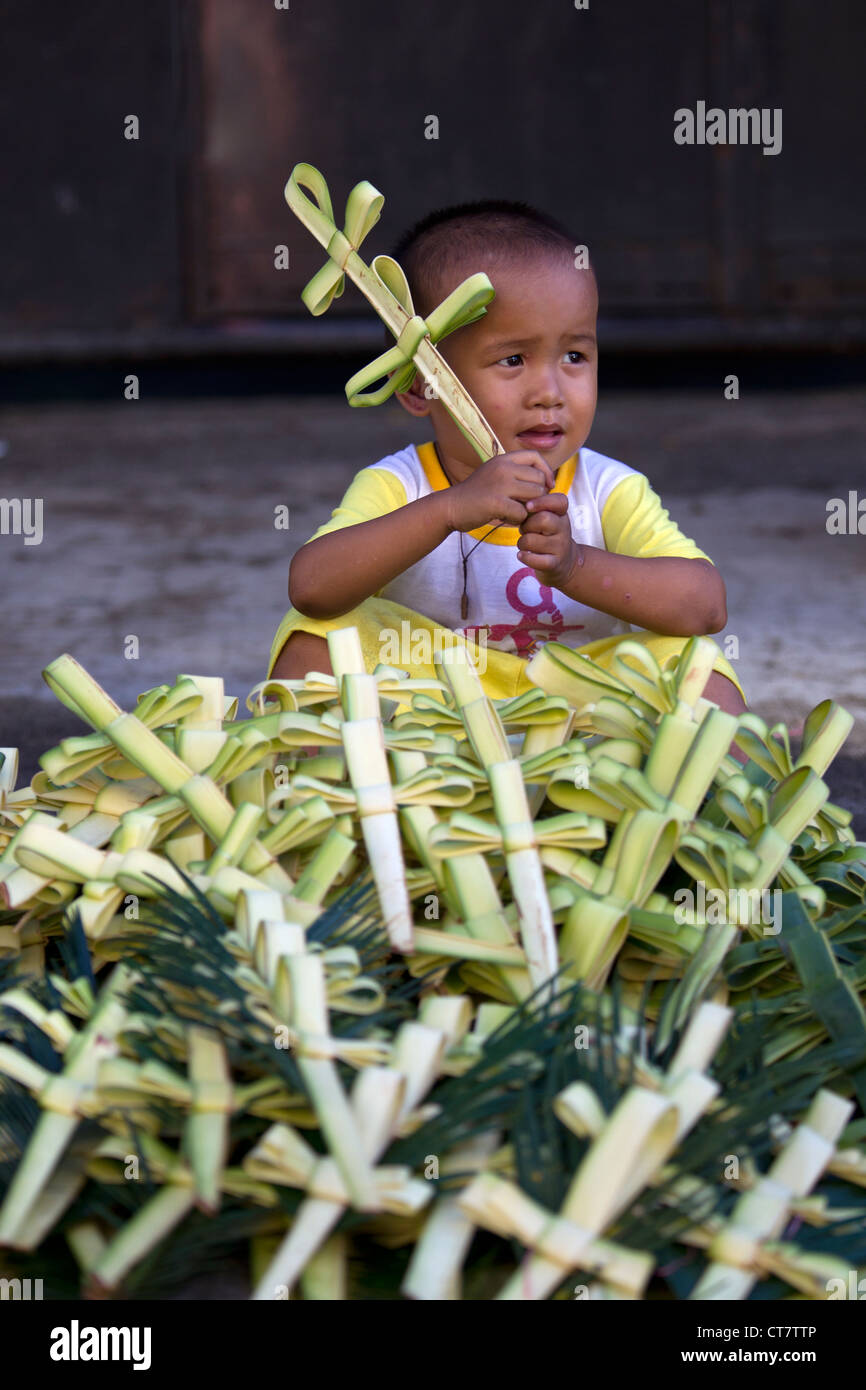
[{"left": 495, "top": 350, "right": 586, "bottom": 367}]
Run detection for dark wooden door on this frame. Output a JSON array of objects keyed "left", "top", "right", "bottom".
[
  {"left": 2, "top": 0, "right": 863, "bottom": 354},
  {"left": 186, "top": 0, "right": 866, "bottom": 347}
]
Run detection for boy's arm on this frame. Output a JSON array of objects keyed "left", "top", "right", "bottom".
[
  {"left": 517, "top": 493, "right": 727, "bottom": 637},
  {"left": 290, "top": 491, "right": 453, "bottom": 619},
  {"left": 291, "top": 450, "right": 554, "bottom": 620}
]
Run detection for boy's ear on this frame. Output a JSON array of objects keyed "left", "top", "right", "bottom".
[{"left": 393, "top": 370, "right": 432, "bottom": 419}]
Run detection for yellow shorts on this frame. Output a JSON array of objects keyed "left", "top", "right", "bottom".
[{"left": 267, "top": 597, "right": 746, "bottom": 704}]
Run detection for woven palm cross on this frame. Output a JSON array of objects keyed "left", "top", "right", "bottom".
[{"left": 285, "top": 162, "right": 504, "bottom": 461}]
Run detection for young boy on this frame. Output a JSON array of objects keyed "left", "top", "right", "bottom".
[{"left": 267, "top": 199, "right": 746, "bottom": 720}]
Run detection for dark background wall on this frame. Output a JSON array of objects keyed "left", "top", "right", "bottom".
[{"left": 2, "top": 0, "right": 865, "bottom": 371}]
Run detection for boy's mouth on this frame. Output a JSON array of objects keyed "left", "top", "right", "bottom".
[{"left": 517, "top": 425, "right": 564, "bottom": 451}]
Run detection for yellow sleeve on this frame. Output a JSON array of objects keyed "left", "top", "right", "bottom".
[
  {"left": 600, "top": 473, "right": 713, "bottom": 563},
  {"left": 305, "top": 466, "right": 409, "bottom": 542}
]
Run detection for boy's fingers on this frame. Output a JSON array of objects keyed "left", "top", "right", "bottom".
[
  {"left": 517, "top": 549, "right": 558, "bottom": 571},
  {"left": 527, "top": 454, "right": 556, "bottom": 489},
  {"left": 505, "top": 451, "right": 555, "bottom": 490},
  {"left": 498, "top": 499, "right": 530, "bottom": 524},
  {"left": 507, "top": 481, "right": 550, "bottom": 505},
  {"left": 520, "top": 510, "right": 565, "bottom": 536},
  {"left": 517, "top": 532, "right": 560, "bottom": 556},
  {"left": 507, "top": 465, "right": 553, "bottom": 491},
  {"left": 525, "top": 491, "right": 568, "bottom": 516},
  {"left": 534, "top": 464, "right": 555, "bottom": 491},
  {"left": 509, "top": 470, "right": 550, "bottom": 489}
]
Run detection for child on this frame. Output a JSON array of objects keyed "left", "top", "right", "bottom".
[{"left": 267, "top": 199, "right": 746, "bottom": 720}]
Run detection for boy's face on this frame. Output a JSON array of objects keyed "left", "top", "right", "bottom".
[{"left": 396, "top": 251, "right": 598, "bottom": 477}]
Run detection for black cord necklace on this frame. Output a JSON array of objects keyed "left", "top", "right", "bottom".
[
  {"left": 458, "top": 524, "right": 506, "bottom": 619},
  {"left": 434, "top": 446, "right": 507, "bottom": 620}
]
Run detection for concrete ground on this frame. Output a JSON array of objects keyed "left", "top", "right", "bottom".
[{"left": 2, "top": 387, "right": 865, "bottom": 835}]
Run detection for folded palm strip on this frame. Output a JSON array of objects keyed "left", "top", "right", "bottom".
[{"left": 0, "top": 628, "right": 865, "bottom": 1297}]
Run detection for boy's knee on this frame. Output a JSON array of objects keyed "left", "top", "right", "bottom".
[
  {"left": 703, "top": 670, "right": 747, "bottom": 716},
  {"left": 702, "top": 670, "right": 749, "bottom": 766},
  {"left": 270, "top": 631, "right": 333, "bottom": 681}
]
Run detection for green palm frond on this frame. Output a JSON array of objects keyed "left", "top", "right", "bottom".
[
  {"left": 2, "top": 627, "right": 865, "bottom": 1297},
  {"left": 388, "top": 976, "right": 582, "bottom": 1176}
]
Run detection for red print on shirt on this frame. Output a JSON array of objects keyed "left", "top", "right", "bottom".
[{"left": 461, "top": 567, "right": 586, "bottom": 657}]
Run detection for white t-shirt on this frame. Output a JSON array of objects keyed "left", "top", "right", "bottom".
[{"left": 304, "top": 441, "right": 713, "bottom": 658}]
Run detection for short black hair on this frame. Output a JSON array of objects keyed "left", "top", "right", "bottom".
[{"left": 389, "top": 198, "right": 580, "bottom": 320}]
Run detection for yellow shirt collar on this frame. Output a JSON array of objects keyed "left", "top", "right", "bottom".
[{"left": 416, "top": 440, "right": 578, "bottom": 545}]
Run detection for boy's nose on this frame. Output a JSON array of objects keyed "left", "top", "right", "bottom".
[{"left": 526, "top": 375, "right": 563, "bottom": 408}]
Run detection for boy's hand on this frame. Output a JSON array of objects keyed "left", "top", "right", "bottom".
[
  {"left": 444, "top": 450, "right": 554, "bottom": 532},
  {"left": 517, "top": 492, "right": 579, "bottom": 591}
]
